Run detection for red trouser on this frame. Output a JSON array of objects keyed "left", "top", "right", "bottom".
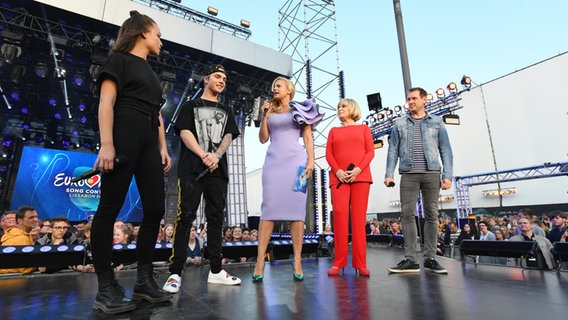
[{"left": 331, "top": 182, "right": 371, "bottom": 269}]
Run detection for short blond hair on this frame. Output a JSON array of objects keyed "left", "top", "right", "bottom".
[{"left": 338, "top": 98, "right": 362, "bottom": 121}]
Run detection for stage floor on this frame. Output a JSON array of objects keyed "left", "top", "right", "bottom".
[{"left": 0, "top": 244, "right": 566, "bottom": 320}]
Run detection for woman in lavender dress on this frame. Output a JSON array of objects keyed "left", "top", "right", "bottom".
[{"left": 252, "top": 77, "right": 323, "bottom": 282}]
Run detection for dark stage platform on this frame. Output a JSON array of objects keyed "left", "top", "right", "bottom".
[{"left": 0, "top": 245, "right": 566, "bottom": 320}]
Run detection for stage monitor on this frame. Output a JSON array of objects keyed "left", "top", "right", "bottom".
[{"left": 10, "top": 146, "right": 143, "bottom": 222}]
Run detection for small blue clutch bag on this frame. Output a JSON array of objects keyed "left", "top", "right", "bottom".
[{"left": 293, "top": 165, "right": 308, "bottom": 193}]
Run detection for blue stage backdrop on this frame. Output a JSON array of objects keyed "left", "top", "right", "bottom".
[{"left": 10, "top": 146, "right": 143, "bottom": 222}]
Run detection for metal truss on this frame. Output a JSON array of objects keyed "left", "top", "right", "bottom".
[
  {"left": 454, "top": 162, "right": 568, "bottom": 218},
  {"left": 278, "top": 0, "right": 342, "bottom": 145},
  {"left": 131, "top": 0, "right": 251, "bottom": 39},
  {"left": 369, "top": 89, "right": 466, "bottom": 140}
]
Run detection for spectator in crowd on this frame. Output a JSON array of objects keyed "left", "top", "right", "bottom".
[
  {"left": 36, "top": 216, "right": 78, "bottom": 273},
  {"left": 499, "top": 226, "right": 510, "bottom": 240},
  {"left": 454, "top": 223, "right": 476, "bottom": 246},
  {"left": 494, "top": 229, "right": 506, "bottom": 241},
  {"left": 75, "top": 221, "right": 87, "bottom": 233},
  {"left": 223, "top": 227, "right": 232, "bottom": 242},
  {"left": 186, "top": 226, "right": 203, "bottom": 266},
  {"left": 38, "top": 218, "right": 51, "bottom": 237},
  {"left": 0, "top": 206, "right": 38, "bottom": 274},
  {"left": 389, "top": 220, "right": 402, "bottom": 235},
  {"left": 249, "top": 229, "right": 258, "bottom": 241},
  {"left": 131, "top": 225, "right": 140, "bottom": 243},
  {"left": 370, "top": 224, "right": 380, "bottom": 235},
  {"left": 508, "top": 217, "right": 518, "bottom": 236},
  {"left": 232, "top": 226, "right": 243, "bottom": 242},
  {"left": 514, "top": 208, "right": 545, "bottom": 237},
  {"left": 36, "top": 216, "right": 77, "bottom": 246},
  {"left": 113, "top": 224, "right": 132, "bottom": 245},
  {"left": 73, "top": 221, "right": 95, "bottom": 273},
  {"left": 477, "top": 221, "right": 496, "bottom": 240},
  {"left": 241, "top": 228, "right": 251, "bottom": 241},
  {"left": 162, "top": 223, "right": 174, "bottom": 243},
  {"left": 548, "top": 211, "right": 567, "bottom": 243},
  {"left": 488, "top": 218, "right": 500, "bottom": 233},
  {"left": 509, "top": 216, "right": 557, "bottom": 270},
  {"left": 113, "top": 219, "right": 125, "bottom": 230},
  {"left": 322, "top": 224, "right": 333, "bottom": 235},
  {"left": 0, "top": 211, "right": 17, "bottom": 240},
  {"left": 442, "top": 222, "right": 460, "bottom": 245}
]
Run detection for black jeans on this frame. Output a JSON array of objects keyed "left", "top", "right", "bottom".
[
  {"left": 169, "top": 174, "right": 227, "bottom": 275},
  {"left": 91, "top": 109, "right": 165, "bottom": 272}
]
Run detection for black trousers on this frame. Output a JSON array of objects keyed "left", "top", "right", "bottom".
[
  {"left": 91, "top": 109, "right": 165, "bottom": 272},
  {"left": 169, "top": 173, "right": 227, "bottom": 275}
]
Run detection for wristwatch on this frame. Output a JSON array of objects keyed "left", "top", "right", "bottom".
[{"left": 215, "top": 152, "right": 223, "bottom": 159}]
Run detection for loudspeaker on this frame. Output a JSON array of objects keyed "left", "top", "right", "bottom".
[{"left": 366, "top": 92, "right": 382, "bottom": 112}]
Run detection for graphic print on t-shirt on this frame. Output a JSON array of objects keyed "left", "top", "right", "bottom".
[{"left": 194, "top": 106, "right": 228, "bottom": 153}]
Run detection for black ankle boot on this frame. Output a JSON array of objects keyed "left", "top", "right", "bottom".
[
  {"left": 132, "top": 264, "right": 172, "bottom": 303},
  {"left": 93, "top": 269, "right": 136, "bottom": 314}
]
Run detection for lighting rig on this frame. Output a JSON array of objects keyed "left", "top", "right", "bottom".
[{"left": 363, "top": 76, "right": 472, "bottom": 145}]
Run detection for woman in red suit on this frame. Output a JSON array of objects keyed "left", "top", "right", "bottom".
[{"left": 326, "top": 98, "right": 375, "bottom": 276}]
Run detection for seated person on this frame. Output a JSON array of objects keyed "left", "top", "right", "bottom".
[
  {"left": 0, "top": 206, "right": 38, "bottom": 274},
  {"left": 186, "top": 226, "right": 203, "bottom": 266},
  {"left": 113, "top": 224, "right": 134, "bottom": 271},
  {"left": 72, "top": 221, "right": 94, "bottom": 273},
  {"left": 0, "top": 211, "right": 17, "bottom": 240},
  {"left": 36, "top": 216, "right": 78, "bottom": 273},
  {"left": 509, "top": 216, "right": 557, "bottom": 270}
]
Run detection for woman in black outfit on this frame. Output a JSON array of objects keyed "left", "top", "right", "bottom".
[{"left": 90, "top": 11, "right": 172, "bottom": 314}]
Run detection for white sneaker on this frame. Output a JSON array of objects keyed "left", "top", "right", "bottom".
[
  {"left": 207, "top": 270, "right": 241, "bottom": 285},
  {"left": 162, "top": 274, "right": 182, "bottom": 293}
]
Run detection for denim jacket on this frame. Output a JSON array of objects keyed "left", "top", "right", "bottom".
[{"left": 385, "top": 112, "right": 453, "bottom": 180}]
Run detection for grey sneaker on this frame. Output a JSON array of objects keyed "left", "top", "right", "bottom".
[
  {"left": 388, "top": 259, "right": 420, "bottom": 273},
  {"left": 423, "top": 259, "right": 448, "bottom": 274}
]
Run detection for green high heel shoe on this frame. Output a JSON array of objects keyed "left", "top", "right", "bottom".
[
  {"left": 252, "top": 274, "right": 264, "bottom": 282},
  {"left": 293, "top": 273, "right": 304, "bottom": 281}
]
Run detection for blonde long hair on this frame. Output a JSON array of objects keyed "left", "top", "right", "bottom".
[{"left": 270, "top": 77, "right": 295, "bottom": 113}]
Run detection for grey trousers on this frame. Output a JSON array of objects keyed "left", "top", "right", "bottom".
[{"left": 399, "top": 173, "right": 441, "bottom": 262}]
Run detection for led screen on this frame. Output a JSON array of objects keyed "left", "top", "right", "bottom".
[{"left": 11, "top": 146, "right": 143, "bottom": 222}]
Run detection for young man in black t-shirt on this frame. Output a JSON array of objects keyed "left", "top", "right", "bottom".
[{"left": 163, "top": 64, "right": 241, "bottom": 292}]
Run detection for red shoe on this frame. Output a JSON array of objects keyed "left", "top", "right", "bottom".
[
  {"left": 356, "top": 268, "right": 371, "bottom": 277},
  {"left": 327, "top": 266, "right": 342, "bottom": 276}
]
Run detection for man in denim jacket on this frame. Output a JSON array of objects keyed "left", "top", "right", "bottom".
[{"left": 384, "top": 87, "right": 453, "bottom": 274}]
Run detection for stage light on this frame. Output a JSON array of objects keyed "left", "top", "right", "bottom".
[
  {"left": 435, "top": 88, "right": 445, "bottom": 98},
  {"left": 74, "top": 73, "right": 86, "bottom": 86},
  {"left": 91, "top": 34, "right": 102, "bottom": 45},
  {"left": 20, "top": 107, "right": 28, "bottom": 114},
  {"left": 447, "top": 82, "right": 457, "bottom": 93},
  {"left": 461, "top": 75, "right": 471, "bottom": 89},
  {"left": 377, "top": 113, "right": 385, "bottom": 121},
  {"left": 54, "top": 112, "right": 62, "bottom": 119},
  {"left": 207, "top": 6, "right": 218, "bottom": 16},
  {"left": 78, "top": 102, "right": 86, "bottom": 111},
  {"left": 10, "top": 65, "right": 26, "bottom": 83},
  {"left": 80, "top": 116, "right": 87, "bottom": 123},
  {"left": 49, "top": 98, "right": 57, "bottom": 106},
  {"left": 89, "top": 64, "right": 102, "bottom": 81},
  {"left": 366, "top": 92, "right": 382, "bottom": 113},
  {"left": 0, "top": 44, "right": 22, "bottom": 63},
  {"left": 240, "top": 19, "right": 251, "bottom": 28},
  {"left": 385, "top": 108, "right": 393, "bottom": 117},
  {"left": 394, "top": 105, "right": 402, "bottom": 114},
  {"left": 54, "top": 66, "right": 67, "bottom": 80},
  {"left": 443, "top": 113, "right": 460, "bottom": 125},
  {"left": 426, "top": 93, "right": 433, "bottom": 101},
  {"left": 35, "top": 63, "right": 48, "bottom": 78},
  {"left": 108, "top": 38, "right": 116, "bottom": 48}
]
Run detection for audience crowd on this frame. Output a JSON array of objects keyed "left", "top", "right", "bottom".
[{"left": 0, "top": 206, "right": 566, "bottom": 275}]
